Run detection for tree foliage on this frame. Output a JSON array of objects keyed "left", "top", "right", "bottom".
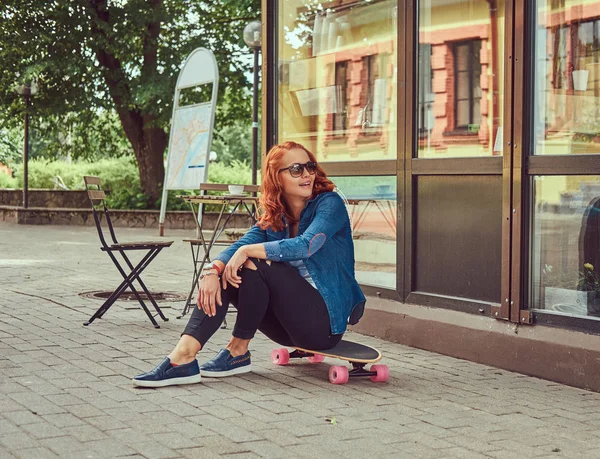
[
  {"left": 212, "top": 120, "right": 253, "bottom": 166},
  {"left": 0, "top": 0, "right": 260, "bottom": 205}
]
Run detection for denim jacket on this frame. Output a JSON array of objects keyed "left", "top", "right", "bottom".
[{"left": 214, "top": 191, "right": 366, "bottom": 334}]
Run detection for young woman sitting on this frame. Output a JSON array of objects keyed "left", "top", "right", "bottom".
[{"left": 133, "top": 141, "right": 365, "bottom": 387}]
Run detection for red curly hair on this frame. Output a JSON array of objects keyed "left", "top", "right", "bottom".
[{"left": 257, "top": 141, "right": 335, "bottom": 232}]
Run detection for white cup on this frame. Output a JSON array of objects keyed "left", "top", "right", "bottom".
[
  {"left": 228, "top": 185, "right": 244, "bottom": 195},
  {"left": 573, "top": 70, "right": 589, "bottom": 91}
]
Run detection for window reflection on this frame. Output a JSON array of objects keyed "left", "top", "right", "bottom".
[
  {"left": 531, "top": 176, "right": 600, "bottom": 318},
  {"left": 534, "top": 1, "right": 600, "bottom": 155},
  {"left": 277, "top": 0, "right": 397, "bottom": 162},
  {"left": 455, "top": 41, "right": 482, "bottom": 129},
  {"left": 417, "top": 0, "right": 505, "bottom": 158},
  {"left": 333, "top": 176, "right": 397, "bottom": 289},
  {"left": 418, "top": 44, "right": 435, "bottom": 136},
  {"left": 333, "top": 61, "right": 349, "bottom": 134}
]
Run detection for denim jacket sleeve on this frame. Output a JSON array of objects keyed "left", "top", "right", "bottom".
[
  {"left": 213, "top": 224, "right": 267, "bottom": 265},
  {"left": 263, "top": 193, "right": 346, "bottom": 262}
]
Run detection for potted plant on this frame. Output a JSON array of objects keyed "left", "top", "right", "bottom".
[
  {"left": 577, "top": 263, "right": 600, "bottom": 317},
  {"left": 542, "top": 264, "right": 587, "bottom": 315}
]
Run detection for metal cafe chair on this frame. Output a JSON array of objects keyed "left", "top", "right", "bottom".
[
  {"left": 180, "top": 183, "right": 260, "bottom": 324},
  {"left": 82, "top": 176, "right": 173, "bottom": 328}
]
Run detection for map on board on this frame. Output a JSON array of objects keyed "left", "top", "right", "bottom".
[{"left": 165, "top": 104, "right": 211, "bottom": 190}]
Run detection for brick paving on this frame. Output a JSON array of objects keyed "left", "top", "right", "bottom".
[{"left": 1, "top": 223, "right": 600, "bottom": 458}]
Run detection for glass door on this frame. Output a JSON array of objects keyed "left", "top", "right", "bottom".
[{"left": 403, "top": 0, "right": 506, "bottom": 313}]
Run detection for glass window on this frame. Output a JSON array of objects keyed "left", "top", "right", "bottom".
[
  {"left": 534, "top": 2, "right": 600, "bottom": 155},
  {"left": 531, "top": 176, "right": 600, "bottom": 319},
  {"left": 277, "top": 0, "right": 398, "bottom": 162},
  {"left": 333, "top": 176, "right": 397, "bottom": 289},
  {"left": 417, "top": 0, "right": 505, "bottom": 158}
]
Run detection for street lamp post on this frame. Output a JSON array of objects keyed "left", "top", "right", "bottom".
[
  {"left": 15, "top": 81, "right": 38, "bottom": 209},
  {"left": 243, "top": 20, "right": 262, "bottom": 187}
]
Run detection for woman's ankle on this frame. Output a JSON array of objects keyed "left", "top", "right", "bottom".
[
  {"left": 168, "top": 339, "right": 201, "bottom": 364},
  {"left": 226, "top": 348, "right": 248, "bottom": 358},
  {"left": 226, "top": 338, "right": 250, "bottom": 357},
  {"left": 168, "top": 349, "right": 197, "bottom": 365}
]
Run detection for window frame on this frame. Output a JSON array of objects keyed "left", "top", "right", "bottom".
[
  {"left": 333, "top": 60, "right": 349, "bottom": 136},
  {"left": 362, "top": 54, "right": 378, "bottom": 132},
  {"left": 418, "top": 43, "right": 434, "bottom": 137},
  {"left": 452, "top": 39, "right": 483, "bottom": 131}
]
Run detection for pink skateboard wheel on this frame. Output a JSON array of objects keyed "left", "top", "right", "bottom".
[
  {"left": 370, "top": 364, "right": 389, "bottom": 382},
  {"left": 328, "top": 365, "right": 349, "bottom": 384},
  {"left": 271, "top": 348, "right": 290, "bottom": 365}
]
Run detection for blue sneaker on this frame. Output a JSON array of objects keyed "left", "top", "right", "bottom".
[
  {"left": 132, "top": 357, "right": 201, "bottom": 388},
  {"left": 200, "top": 349, "right": 252, "bottom": 377}
]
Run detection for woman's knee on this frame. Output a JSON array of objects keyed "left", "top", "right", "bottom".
[
  {"left": 245, "top": 257, "right": 273, "bottom": 269},
  {"left": 242, "top": 258, "right": 273, "bottom": 274},
  {"left": 243, "top": 259, "right": 258, "bottom": 270},
  {"left": 239, "top": 260, "right": 264, "bottom": 282}
]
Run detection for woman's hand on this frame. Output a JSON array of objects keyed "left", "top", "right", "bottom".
[
  {"left": 197, "top": 272, "right": 222, "bottom": 317},
  {"left": 222, "top": 247, "right": 248, "bottom": 289}
]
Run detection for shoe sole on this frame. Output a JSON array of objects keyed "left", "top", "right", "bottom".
[
  {"left": 132, "top": 374, "right": 202, "bottom": 388},
  {"left": 201, "top": 365, "right": 252, "bottom": 378}
]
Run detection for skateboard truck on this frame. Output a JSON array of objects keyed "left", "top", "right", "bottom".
[{"left": 349, "top": 362, "right": 377, "bottom": 378}]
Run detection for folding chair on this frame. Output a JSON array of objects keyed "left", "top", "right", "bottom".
[
  {"left": 180, "top": 183, "right": 260, "bottom": 323},
  {"left": 83, "top": 176, "right": 174, "bottom": 328}
]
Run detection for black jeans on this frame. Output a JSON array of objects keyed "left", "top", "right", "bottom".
[{"left": 182, "top": 258, "right": 342, "bottom": 350}]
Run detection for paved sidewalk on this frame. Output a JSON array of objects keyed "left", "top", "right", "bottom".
[{"left": 1, "top": 223, "right": 600, "bottom": 459}]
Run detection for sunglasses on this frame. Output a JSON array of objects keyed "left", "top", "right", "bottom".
[{"left": 278, "top": 161, "right": 317, "bottom": 178}]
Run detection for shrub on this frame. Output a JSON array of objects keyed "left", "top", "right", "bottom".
[
  {"left": 10, "top": 157, "right": 148, "bottom": 209},
  {"left": 4, "top": 157, "right": 258, "bottom": 211},
  {"left": 0, "top": 171, "right": 18, "bottom": 189},
  {"left": 81, "top": 159, "right": 148, "bottom": 209},
  {"left": 207, "top": 160, "right": 253, "bottom": 185}
]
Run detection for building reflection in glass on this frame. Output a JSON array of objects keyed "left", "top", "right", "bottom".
[
  {"left": 417, "top": 0, "right": 505, "bottom": 158},
  {"left": 277, "top": 0, "right": 398, "bottom": 162},
  {"left": 534, "top": 0, "right": 600, "bottom": 155}
]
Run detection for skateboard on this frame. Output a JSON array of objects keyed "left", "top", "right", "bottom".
[{"left": 271, "top": 340, "right": 389, "bottom": 385}]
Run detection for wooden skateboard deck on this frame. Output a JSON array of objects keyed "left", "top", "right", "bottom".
[
  {"left": 271, "top": 340, "right": 389, "bottom": 384},
  {"left": 294, "top": 340, "right": 382, "bottom": 363}
]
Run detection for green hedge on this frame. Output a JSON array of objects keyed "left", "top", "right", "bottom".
[
  {"left": 0, "top": 171, "right": 18, "bottom": 188},
  {"left": 1, "top": 157, "right": 254, "bottom": 210}
]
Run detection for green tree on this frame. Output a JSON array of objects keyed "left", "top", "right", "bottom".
[
  {"left": 212, "top": 120, "right": 253, "bottom": 166},
  {"left": 0, "top": 127, "right": 21, "bottom": 169},
  {"left": 0, "top": 0, "right": 259, "bottom": 206}
]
